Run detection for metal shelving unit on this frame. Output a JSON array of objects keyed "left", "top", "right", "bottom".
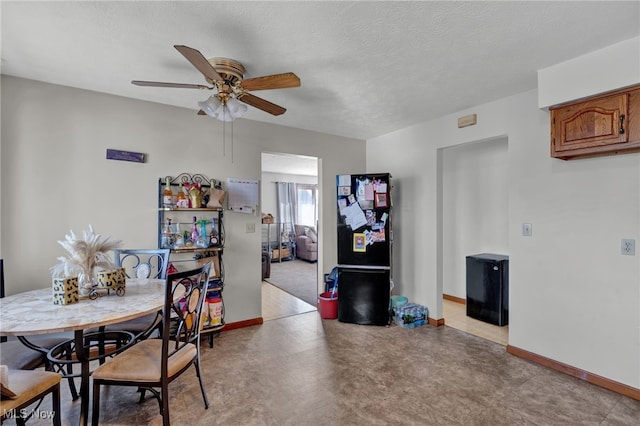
[
  {"left": 158, "top": 173, "right": 226, "bottom": 348},
  {"left": 262, "top": 222, "right": 295, "bottom": 262}
]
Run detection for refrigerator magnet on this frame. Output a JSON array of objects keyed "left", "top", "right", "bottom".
[
  {"left": 365, "top": 210, "right": 376, "bottom": 225},
  {"left": 353, "top": 233, "right": 366, "bottom": 252},
  {"left": 374, "top": 192, "right": 388, "bottom": 208},
  {"left": 359, "top": 199, "right": 374, "bottom": 210},
  {"left": 364, "top": 184, "right": 374, "bottom": 200},
  {"left": 337, "top": 175, "right": 351, "bottom": 186}
]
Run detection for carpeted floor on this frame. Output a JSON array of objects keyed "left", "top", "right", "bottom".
[{"left": 265, "top": 258, "right": 318, "bottom": 306}]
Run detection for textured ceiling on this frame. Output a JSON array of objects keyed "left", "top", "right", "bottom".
[{"left": 1, "top": 1, "right": 639, "bottom": 140}]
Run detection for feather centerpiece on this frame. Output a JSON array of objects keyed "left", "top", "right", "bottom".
[{"left": 51, "top": 225, "right": 122, "bottom": 297}]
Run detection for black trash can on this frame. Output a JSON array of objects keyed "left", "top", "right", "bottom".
[{"left": 261, "top": 251, "right": 271, "bottom": 280}]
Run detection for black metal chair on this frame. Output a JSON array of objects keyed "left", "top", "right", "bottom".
[
  {"left": 0, "top": 259, "right": 79, "bottom": 401},
  {"left": 103, "top": 249, "right": 171, "bottom": 341},
  {"left": 91, "top": 262, "right": 212, "bottom": 426},
  {"left": 43, "top": 249, "right": 171, "bottom": 400}
]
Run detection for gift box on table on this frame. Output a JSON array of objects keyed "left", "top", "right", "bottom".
[
  {"left": 52, "top": 276, "right": 79, "bottom": 305},
  {"left": 95, "top": 268, "right": 126, "bottom": 293}
]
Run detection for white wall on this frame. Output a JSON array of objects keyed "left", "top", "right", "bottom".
[
  {"left": 538, "top": 36, "right": 640, "bottom": 107},
  {"left": 368, "top": 88, "right": 640, "bottom": 389},
  {"left": 260, "top": 170, "right": 317, "bottom": 222},
  {"left": 0, "top": 76, "right": 365, "bottom": 324},
  {"left": 442, "top": 137, "right": 508, "bottom": 298}
]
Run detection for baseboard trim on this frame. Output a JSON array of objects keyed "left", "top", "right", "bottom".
[
  {"left": 507, "top": 345, "right": 640, "bottom": 401},
  {"left": 428, "top": 317, "right": 445, "bottom": 327},
  {"left": 222, "top": 317, "right": 264, "bottom": 331},
  {"left": 443, "top": 294, "right": 466, "bottom": 304}
]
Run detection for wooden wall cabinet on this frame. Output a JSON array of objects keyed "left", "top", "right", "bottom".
[{"left": 550, "top": 84, "right": 640, "bottom": 160}]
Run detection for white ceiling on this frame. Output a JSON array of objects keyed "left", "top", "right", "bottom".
[{"left": 1, "top": 1, "right": 639, "bottom": 140}]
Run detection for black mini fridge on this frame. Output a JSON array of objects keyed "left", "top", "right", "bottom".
[{"left": 466, "top": 253, "right": 509, "bottom": 326}]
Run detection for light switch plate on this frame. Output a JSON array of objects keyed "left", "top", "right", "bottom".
[
  {"left": 246, "top": 223, "right": 256, "bottom": 233},
  {"left": 522, "top": 223, "right": 532, "bottom": 237}
]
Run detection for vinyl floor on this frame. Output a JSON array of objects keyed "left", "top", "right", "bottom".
[{"left": 15, "top": 306, "right": 640, "bottom": 425}]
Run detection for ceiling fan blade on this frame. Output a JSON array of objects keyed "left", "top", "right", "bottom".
[
  {"left": 238, "top": 93, "right": 286, "bottom": 116},
  {"left": 241, "top": 73, "right": 301, "bottom": 91},
  {"left": 132, "top": 80, "right": 212, "bottom": 90},
  {"left": 174, "top": 45, "right": 223, "bottom": 83}
]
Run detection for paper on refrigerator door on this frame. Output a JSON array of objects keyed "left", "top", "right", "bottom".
[
  {"left": 343, "top": 202, "right": 367, "bottom": 230},
  {"left": 337, "top": 175, "right": 351, "bottom": 186}
]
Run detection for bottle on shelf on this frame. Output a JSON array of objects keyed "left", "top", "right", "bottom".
[
  {"left": 209, "top": 217, "right": 218, "bottom": 246},
  {"left": 174, "top": 222, "right": 184, "bottom": 248},
  {"left": 196, "top": 219, "right": 208, "bottom": 248},
  {"left": 176, "top": 182, "right": 189, "bottom": 208},
  {"left": 162, "top": 177, "right": 174, "bottom": 208},
  {"left": 190, "top": 216, "right": 199, "bottom": 244},
  {"left": 161, "top": 218, "right": 174, "bottom": 249}
]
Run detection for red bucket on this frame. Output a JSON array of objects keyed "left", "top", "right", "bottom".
[{"left": 318, "top": 292, "right": 338, "bottom": 319}]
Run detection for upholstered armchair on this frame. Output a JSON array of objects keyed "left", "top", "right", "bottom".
[{"left": 294, "top": 225, "right": 318, "bottom": 262}]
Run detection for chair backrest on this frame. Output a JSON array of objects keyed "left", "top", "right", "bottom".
[
  {"left": 161, "top": 263, "right": 211, "bottom": 374},
  {"left": 114, "top": 249, "right": 170, "bottom": 279}
]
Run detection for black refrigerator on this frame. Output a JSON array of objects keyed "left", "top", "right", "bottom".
[{"left": 336, "top": 173, "right": 392, "bottom": 325}]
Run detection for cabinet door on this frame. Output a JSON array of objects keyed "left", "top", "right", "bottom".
[{"left": 551, "top": 92, "right": 628, "bottom": 158}]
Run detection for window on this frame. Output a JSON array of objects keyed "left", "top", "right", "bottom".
[{"left": 296, "top": 184, "right": 317, "bottom": 227}]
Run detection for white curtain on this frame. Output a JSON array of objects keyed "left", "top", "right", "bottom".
[{"left": 276, "top": 182, "right": 296, "bottom": 238}]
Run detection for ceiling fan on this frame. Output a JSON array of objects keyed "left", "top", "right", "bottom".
[{"left": 132, "top": 45, "right": 300, "bottom": 121}]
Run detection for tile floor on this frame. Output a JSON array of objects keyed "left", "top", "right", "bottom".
[
  {"left": 10, "top": 289, "right": 640, "bottom": 425},
  {"left": 17, "top": 308, "right": 640, "bottom": 425},
  {"left": 442, "top": 299, "right": 509, "bottom": 346},
  {"left": 262, "top": 281, "right": 316, "bottom": 321}
]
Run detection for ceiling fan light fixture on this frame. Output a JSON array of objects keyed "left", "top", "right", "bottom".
[
  {"left": 199, "top": 95, "right": 247, "bottom": 122},
  {"left": 198, "top": 95, "right": 223, "bottom": 118},
  {"left": 135, "top": 46, "right": 298, "bottom": 120},
  {"left": 226, "top": 97, "right": 248, "bottom": 118},
  {"left": 218, "top": 106, "right": 235, "bottom": 122}
]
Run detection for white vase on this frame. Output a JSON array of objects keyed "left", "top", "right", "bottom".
[{"left": 77, "top": 269, "right": 96, "bottom": 298}]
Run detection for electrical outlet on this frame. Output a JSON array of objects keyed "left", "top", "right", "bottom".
[
  {"left": 522, "top": 223, "right": 532, "bottom": 237},
  {"left": 246, "top": 223, "right": 256, "bottom": 233},
  {"left": 621, "top": 239, "right": 635, "bottom": 256}
]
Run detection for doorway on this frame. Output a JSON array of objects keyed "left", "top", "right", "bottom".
[
  {"left": 260, "top": 152, "right": 319, "bottom": 320},
  {"left": 439, "top": 137, "right": 509, "bottom": 345}
]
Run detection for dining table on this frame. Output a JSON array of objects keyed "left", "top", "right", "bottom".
[{"left": 0, "top": 278, "right": 167, "bottom": 426}]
